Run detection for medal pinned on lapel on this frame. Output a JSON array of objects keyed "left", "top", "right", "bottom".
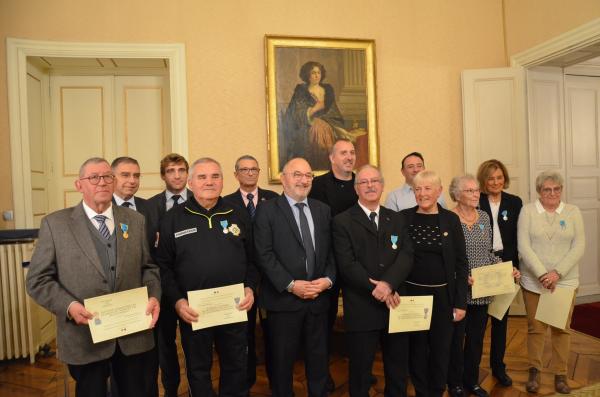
[
  {"left": 501, "top": 210, "right": 508, "bottom": 221},
  {"left": 220, "top": 220, "right": 229, "bottom": 234},
  {"left": 390, "top": 235, "right": 398, "bottom": 250},
  {"left": 120, "top": 223, "right": 129, "bottom": 239},
  {"left": 560, "top": 220, "right": 566, "bottom": 230},
  {"left": 478, "top": 223, "right": 484, "bottom": 231}
]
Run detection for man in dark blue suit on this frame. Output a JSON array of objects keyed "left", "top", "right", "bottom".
[
  {"left": 224, "top": 155, "right": 277, "bottom": 391},
  {"left": 254, "top": 157, "right": 336, "bottom": 397},
  {"left": 146, "top": 153, "right": 191, "bottom": 397}
]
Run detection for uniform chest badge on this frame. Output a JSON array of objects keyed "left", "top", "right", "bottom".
[{"left": 228, "top": 224, "right": 241, "bottom": 236}]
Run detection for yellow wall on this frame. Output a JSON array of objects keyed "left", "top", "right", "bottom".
[
  {"left": 0, "top": 0, "right": 598, "bottom": 229},
  {"left": 504, "top": 0, "right": 600, "bottom": 57}
]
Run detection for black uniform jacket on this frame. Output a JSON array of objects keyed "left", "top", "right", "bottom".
[
  {"left": 146, "top": 188, "right": 193, "bottom": 259},
  {"left": 223, "top": 187, "right": 279, "bottom": 212},
  {"left": 155, "top": 196, "right": 259, "bottom": 305},
  {"left": 479, "top": 191, "right": 523, "bottom": 268},
  {"left": 332, "top": 204, "right": 413, "bottom": 332},
  {"left": 399, "top": 204, "right": 469, "bottom": 310},
  {"left": 254, "top": 194, "right": 336, "bottom": 313}
]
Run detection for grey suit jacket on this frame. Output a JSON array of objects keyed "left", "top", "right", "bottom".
[{"left": 26, "top": 202, "right": 161, "bottom": 365}]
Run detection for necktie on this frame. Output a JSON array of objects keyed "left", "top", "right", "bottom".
[
  {"left": 369, "top": 211, "right": 378, "bottom": 231},
  {"left": 171, "top": 194, "right": 181, "bottom": 208},
  {"left": 94, "top": 215, "right": 111, "bottom": 239},
  {"left": 295, "top": 203, "right": 315, "bottom": 279},
  {"left": 121, "top": 202, "right": 132, "bottom": 208},
  {"left": 246, "top": 193, "right": 256, "bottom": 219}
]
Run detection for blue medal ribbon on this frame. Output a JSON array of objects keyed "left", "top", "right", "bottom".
[
  {"left": 220, "top": 219, "right": 229, "bottom": 233},
  {"left": 390, "top": 234, "right": 398, "bottom": 249}
]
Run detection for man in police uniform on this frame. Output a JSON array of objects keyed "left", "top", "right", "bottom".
[
  {"left": 156, "top": 157, "right": 258, "bottom": 397},
  {"left": 332, "top": 165, "right": 413, "bottom": 396}
]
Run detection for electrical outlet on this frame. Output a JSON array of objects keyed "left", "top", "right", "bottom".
[{"left": 3, "top": 210, "right": 14, "bottom": 221}]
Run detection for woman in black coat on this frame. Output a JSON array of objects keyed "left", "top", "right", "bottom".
[{"left": 476, "top": 159, "right": 523, "bottom": 387}]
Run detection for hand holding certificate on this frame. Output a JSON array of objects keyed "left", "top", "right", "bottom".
[
  {"left": 389, "top": 295, "right": 433, "bottom": 333},
  {"left": 471, "top": 261, "right": 515, "bottom": 299},
  {"left": 187, "top": 283, "right": 248, "bottom": 331},
  {"left": 84, "top": 287, "right": 153, "bottom": 344}
]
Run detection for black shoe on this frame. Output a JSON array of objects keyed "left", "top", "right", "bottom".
[
  {"left": 448, "top": 386, "right": 465, "bottom": 397},
  {"left": 326, "top": 374, "right": 335, "bottom": 393},
  {"left": 492, "top": 371, "right": 513, "bottom": 387},
  {"left": 370, "top": 374, "right": 377, "bottom": 386},
  {"left": 467, "top": 385, "right": 489, "bottom": 397}
]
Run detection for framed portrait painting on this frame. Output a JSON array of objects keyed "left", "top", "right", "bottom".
[{"left": 265, "top": 35, "right": 378, "bottom": 182}]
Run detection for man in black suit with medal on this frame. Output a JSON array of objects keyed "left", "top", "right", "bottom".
[
  {"left": 332, "top": 165, "right": 413, "bottom": 397},
  {"left": 254, "top": 157, "right": 336, "bottom": 397},
  {"left": 224, "top": 154, "right": 277, "bottom": 391}
]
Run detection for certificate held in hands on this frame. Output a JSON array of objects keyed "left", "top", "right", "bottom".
[
  {"left": 85, "top": 286, "right": 152, "bottom": 344},
  {"left": 389, "top": 295, "right": 433, "bottom": 333},
  {"left": 187, "top": 283, "right": 247, "bottom": 331},
  {"left": 471, "top": 261, "right": 515, "bottom": 299}
]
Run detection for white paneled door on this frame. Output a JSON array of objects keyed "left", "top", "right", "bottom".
[
  {"left": 49, "top": 75, "right": 169, "bottom": 212},
  {"left": 564, "top": 75, "right": 600, "bottom": 296}
]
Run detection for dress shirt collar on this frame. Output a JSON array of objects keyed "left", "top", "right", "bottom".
[
  {"left": 357, "top": 201, "right": 380, "bottom": 219},
  {"left": 535, "top": 199, "right": 564, "bottom": 214},
  {"left": 113, "top": 194, "right": 136, "bottom": 210},
  {"left": 166, "top": 189, "right": 187, "bottom": 203},
  {"left": 240, "top": 187, "right": 258, "bottom": 206},
  {"left": 284, "top": 193, "right": 308, "bottom": 207},
  {"left": 82, "top": 200, "right": 114, "bottom": 221},
  {"left": 401, "top": 183, "right": 413, "bottom": 194}
]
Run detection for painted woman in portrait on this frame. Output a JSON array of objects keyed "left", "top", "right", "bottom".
[{"left": 283, "top": 61, "right": 346, "bottom": 170}]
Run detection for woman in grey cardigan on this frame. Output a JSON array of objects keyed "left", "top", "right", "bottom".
[{"left": 518, "top": 170, "right": 585, "bottom": 394}]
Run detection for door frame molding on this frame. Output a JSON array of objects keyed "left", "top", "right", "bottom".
[
  {"left": 511, "top": 18, "right": 600, "bottom": 67},
  {"left": 6, "top": 38, "right": 188, "bottom": 228}
]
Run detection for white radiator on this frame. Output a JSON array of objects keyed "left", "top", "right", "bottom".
[{"left": 0, "top": 241, "right": 55, "bottom": 363}]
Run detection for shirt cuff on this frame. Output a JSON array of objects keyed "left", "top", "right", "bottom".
[
  {"left": 325, "top": 277, "right": 333, "bottom": 289},
  {"left": 66, "top": 301, "right": 78, "bottom": 320}
]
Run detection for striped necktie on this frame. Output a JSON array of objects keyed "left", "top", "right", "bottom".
[{"left": 93, "top": 215, "right": 111, "bottom": 239}]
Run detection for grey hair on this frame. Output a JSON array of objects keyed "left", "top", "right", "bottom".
[
  {"left": 355, "top": 164, "right": 384, "bottom": 185},
  {"left": 413, "top": 170, "right": 441, "bottom": 188},
  {"left": 79, "top": 157, "right": 110, "bottom": 177},
  {"left": 189, "top": 157, "right": 222, "bottom": 180},
  {"left": 535, "top": 170, "right": 564, "bottom": 193},
  {"left": 234, "top": 155, "right": 258, "bottom": 171},
  {"left": 449, "top": 174, "right": 477, "bottom": 202}
]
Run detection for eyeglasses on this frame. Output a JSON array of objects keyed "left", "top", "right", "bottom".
[
  {"left": 286, "top": 172, "right": 314, "bottom": 180},
  {"left": 356, "top": 178, "right": 382, "bottom": 187},
  {"left": 80, "top": 174, "right": 115, "bottom": 185},
  {"left": 238, "top": 167, "right": 260, "bottom": 175},
  {"left": 461, "top": 188, "right": 480, "bottom": 195},
  {"left": 541, "top": 187, "right": 562, "bottom": 195}
]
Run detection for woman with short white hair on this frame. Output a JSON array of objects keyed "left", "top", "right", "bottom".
[{"left": 518, "top": 170, "right": 585, "bottom": 394}]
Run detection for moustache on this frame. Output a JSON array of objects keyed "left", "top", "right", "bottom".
[{"left": 365, "top": 188, "right": 377, "bottom": 194}]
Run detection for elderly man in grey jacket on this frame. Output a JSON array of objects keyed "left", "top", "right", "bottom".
[{"left": 26, "top": 157, "right": 161, "bottom": 397}]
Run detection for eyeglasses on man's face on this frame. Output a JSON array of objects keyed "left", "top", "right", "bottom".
[
  {"left": 356, "top": 178, "right": 382, "bottom": 187},
  {"left": 238, "top": 167, "right": 260, "bottom": 175},
  {"left": 80, "top": 174, "right": 115, "bottom": 185},
  {"left": 286, "top": 171, "right": 314, "bottom": 181}
]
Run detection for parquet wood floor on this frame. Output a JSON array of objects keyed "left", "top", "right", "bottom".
[{"left": 0, "top": 317, "right": 598, "bottom": 396}]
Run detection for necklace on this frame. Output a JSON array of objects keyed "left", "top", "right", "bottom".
[
  {"left": 489, "top": 194, "right": 501, "bottom": 204},
  {"left": 457, "top": 207, "right": 478, "bottom": 226}
]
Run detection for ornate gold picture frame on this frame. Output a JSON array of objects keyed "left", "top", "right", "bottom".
[{"left": 265, "top": 35, "right": 378, "bottom": 182}]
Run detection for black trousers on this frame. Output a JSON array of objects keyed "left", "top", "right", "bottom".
[
  {"left": 326, "top": 281, "right": 342, "bottom": 367},
  {"left": 157, "top": 296, "right": 180, "bottom": 397},
  {"left": 490, "top": 312, "right": 508, "bottom": 373},
  {"left": 68, "top": 345, "right": 153, "bottom": 397},
  {"left": 247, "top": 303, "right": 258, "bottom": 388},
  {"left": 447, "top": 304, "right": 489, "bottom": 387},
  {"left": 179, "top": 321, "right": 248, "bottom": 397},
  {"left": 346, "top": 328, "right": 407, "bottom": 397},
  {"left": 407, "top": 284, "right": 453, "bottom": 397},
  {"left": 268, "top": 308, "right": 328, "bottom": 397}
]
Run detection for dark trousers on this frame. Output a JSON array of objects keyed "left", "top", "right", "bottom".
[
  {"left": 179, "top": 321, "right": 248, "bottom": 397},
  {"left": 447, "top": 304, "right": 489, "bottom": 387},
  {"left": 407, "top": 284, "right": 453, "bottom": 397},
  {"left": 157, "top": 296, "right": 181, "bottom": 397},
  {"left": 247, "top": 303, "right": 258, "bottom": 388},
  {"left": 268, "top": 308, "right": 328, "bottom": 397},
  {"left": 68, "top": 345, "right": 153, "bottom": 397},
  {"left": 346, "top": 329, "right": 407, "bottom": 397},
  {"left": 490, "top": 312, "right": 508, "bottom": 373},
  {"left": 326, "top": 282, "right": 341, "bottom": 366},
  {"left": 258, "top": 308, "right": 273, "bottom": 385}
]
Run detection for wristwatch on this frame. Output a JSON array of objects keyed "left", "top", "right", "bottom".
[{"left": 286, "top": 280, "right": 295, "bottom": 293}]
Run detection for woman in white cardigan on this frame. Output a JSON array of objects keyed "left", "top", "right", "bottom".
[{"left": 517, "top": 170, "right": 585, "bottom": 394}]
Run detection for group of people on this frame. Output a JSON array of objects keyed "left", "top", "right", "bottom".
[{"left": 25, "top": 138, "right": 585, "bottom": 397}]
